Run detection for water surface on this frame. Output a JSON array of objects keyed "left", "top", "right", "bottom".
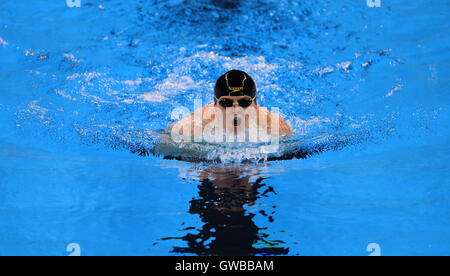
[{"left": 0, "top": 0, "right": 449, "bottom": 255}]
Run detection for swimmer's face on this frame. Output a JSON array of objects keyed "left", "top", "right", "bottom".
[{"left": 215, "top": 96, "right": 257, "bottom": 131}]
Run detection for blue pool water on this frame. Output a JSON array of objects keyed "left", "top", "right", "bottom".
[{"left": 0, "top": 0, "right": 449, "bottom": 255}]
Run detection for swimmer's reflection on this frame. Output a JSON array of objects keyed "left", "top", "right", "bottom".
[{"left": 163, "top": 165, "right": 289, "bottom": 256}]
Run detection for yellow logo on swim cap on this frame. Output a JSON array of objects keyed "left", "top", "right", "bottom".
[{"left": 229, "top": 87, "right": 244, "bottom": 93}]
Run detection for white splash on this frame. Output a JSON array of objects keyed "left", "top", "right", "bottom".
[
  {"left": 157, "top": 74, "right": 198, "bottom": 91},
  {"left": 0, "top": 37, "right": 7, "bottom": 47},
  {"left": 315, "top": 66, "right": 334, "bottom": 77},
  {"left": 67, "top": 72, "right": 103, "bottom": 82},
  {"left": 122, "top": 78, "right": 152, "bottom": 86},
  {"left": 139, "top": 92, "right": 168, "bottom": 102},
  {"left": 386, "top": 84, "right": 403, "bottom": 97},
  {"left": 63, "top": 53, "right": 82, "bottom": 63},
  {"left": 336, "top": 61, "right": 352, "bottom": 72}
]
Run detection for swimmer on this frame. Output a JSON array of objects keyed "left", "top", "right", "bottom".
[{"left": 170, "top": 70, "right": 292, "bottom": 143}]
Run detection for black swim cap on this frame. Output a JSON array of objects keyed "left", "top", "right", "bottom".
[{"left": 214, "top": 70, "right": 257, "bottom": 104}]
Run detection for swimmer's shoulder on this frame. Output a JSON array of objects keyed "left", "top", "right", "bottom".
[
  {"left": 170, "top": 103, "right": 215, "bottom": 129},
  {"left": 256, "top": 105, "right": 285, "bottom": 121},
  {"left": 200, "top": 103, "right": 216, "bottom": 119},
  {"left": 257, "top": 105, "right": 293, "bottom": 136}
]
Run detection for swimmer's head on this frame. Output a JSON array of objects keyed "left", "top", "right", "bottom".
[{"left": 214, "top": 70, "right": 257, "bottom": 105}]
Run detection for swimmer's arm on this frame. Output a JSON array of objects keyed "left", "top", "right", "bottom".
[{"left": 277, "top": 115, "right": 293, "bottom": 137}]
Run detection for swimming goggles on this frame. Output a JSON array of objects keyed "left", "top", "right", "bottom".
[{"left": 214, "top": 95, "right": 256, "bottom": 108}]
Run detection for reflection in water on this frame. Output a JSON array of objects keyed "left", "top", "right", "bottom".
[{"left": 162, "top": 164, "right": 289, "bottom": 256}]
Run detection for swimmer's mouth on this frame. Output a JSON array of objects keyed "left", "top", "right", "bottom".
[{"left": 233, "top": 118, "right": 241, "bottom": 127}]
